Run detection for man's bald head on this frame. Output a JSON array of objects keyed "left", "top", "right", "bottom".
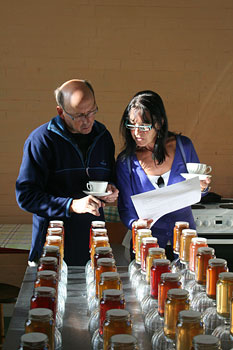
[{"left": 54, "top": 79, "right": 95, "bottom": 111}]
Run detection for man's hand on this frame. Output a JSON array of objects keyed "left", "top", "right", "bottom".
[
  {"left": 70, "top": 196, "right": 104, "bottom": 216},
  {"left": 98, "top": 184, "right": 119, "bottom": 203}
]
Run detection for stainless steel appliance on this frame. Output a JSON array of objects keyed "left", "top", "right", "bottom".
[{"left": 192, "top": 198, "right": 233, "bottom": 271}]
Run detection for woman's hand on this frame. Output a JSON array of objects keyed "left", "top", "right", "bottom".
[
  {"left": 70, "top": 195, "right": 103, "bottom": 216},
  {"left": 98, "top": 184, "right": 119, "bottom": 203},
  {"left": 200, "top": 176, "right": 211, "bottom": 192},
  {"left": 132, "top": 218, "right": 153, "bottom": 229}
]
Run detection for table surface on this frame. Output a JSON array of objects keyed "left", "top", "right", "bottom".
[{"left": 3, "top": 265, "right": 152, "bottom": 349}]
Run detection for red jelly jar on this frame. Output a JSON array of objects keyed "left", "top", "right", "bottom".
[
  {"left": 150, "top": 259, "right": 171, "bottom": 299},
  {"left": 99, "top": 289, "right": 125, "bottom": 335},
  {"left": 38, "top": 257, "right": 58, "bottom": 274},
  {"left": 30, "top": 286, "right": 56, "bottom": 320},
  {"left": 140, "top": 237, "right": 159, "bottom": 273}
]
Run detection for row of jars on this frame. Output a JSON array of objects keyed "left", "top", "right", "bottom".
[
  {"left": 18, "top": 220, "right": 67, "bottom": 350},
  {"left": 129, "top": 220, "right": 233, "bottom": 349},
  {"left": 86, "top": 220, "right": 140, "bottom": 350}
]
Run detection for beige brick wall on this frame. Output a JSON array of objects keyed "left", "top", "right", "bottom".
[{"left": 1, "top": 0, "right": 233, "bottom": 223}]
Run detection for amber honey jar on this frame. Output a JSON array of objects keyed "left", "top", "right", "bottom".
[
  {"left": 132, "top": 220, "right": 148, "bottom": 253},
  {"left": 173, "top": 221, "right": 189, "bottom": 254},
  {"left": 176, "top": 310, "right": 204, "bottom": 350},
  {"left": 25, "top": 308, "right": 54, "bottom": 350},
  {"left": 216, "top": 272, "right": 233, "bottom": 318},
  {"left": 146, "top": 247, "right": 166, "bottom": 283},
  {"left": 94, "top": 246, "right": 113, "bottom": 274},
  {"left": 95, "top": 258, "right": 117, "bottom": 298},
  {"left": 135, "top": 229, "right": 152, "bottom": 264},
  {"left": 206, "top": 258, "right": 228, "bottom": 300},
  {"left": 140, "top": 237, "right": 158, "bottom": 273},
  {"left": 179, "top": 229, "right": 197, "bottom": 263},
  {"left": 34, "top": 270, "right": 58, "bottom": 295},
  {"left": 91, "top": 228, "right": 108, "bottom": 251},
  {"left": 91, "top": 236, "right": 110, "bottom": 268},
  {"left": 38, "top": 257, "right": 58, "bottom": 274},
  {"left": 164, "top": 288, "right": 190, "bottom": 340},
  {"left": 108, "top": 334, "right": 139, "bottom": 350},
  {"left": 189, "top": 237, "right": 208, "bottom": 273},
  {"left": 103, "top": 309, "right": 132, "bottom": 350},
  {"left": 42, "top": 246, "right": 61, "bottom": 271},
  {"left": 195, "top": 247, "right": 215, "bottom": 285},
  {"left": 19, "top": 332, "right": 49, "bottom": 350},
  {"left": 150, "top": 259, "right": 171, "bottom": 299},
  {"left": 231, "top": 297, "right": 233, "bottom": 337},
  {"left": 89, "top": 220, "right": 105, "bottom": 250},
  {"left": 99, "top": 272, "right": 122, "bottom": 300},
  {"left": 46, "top": 227, "right": 64, "bottom": 260},
  {"left": 44, "top": 236, "right": 63, "bottom": 264},
  {"left": 99, "top": 289, "right": 125, "bottom": 336},
  {"left": 158, "top": 272, "right": 182, "bottom": 317}
]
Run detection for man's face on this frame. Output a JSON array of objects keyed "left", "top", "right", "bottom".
[{"left": 58, "top": 93, "right": 97, "bottom": 134}]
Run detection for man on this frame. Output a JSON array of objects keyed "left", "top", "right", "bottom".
[{"left": 16, "top": 79, "right": 119, "bottom": 265}]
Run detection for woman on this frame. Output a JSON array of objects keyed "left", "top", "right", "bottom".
[{"left": 116, "top": 90, "right": 211, "bottom": 261}]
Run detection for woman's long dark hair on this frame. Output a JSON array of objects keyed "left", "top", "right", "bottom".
[{"left": 120, "top": 90, "right": 174, "bottom": 164}]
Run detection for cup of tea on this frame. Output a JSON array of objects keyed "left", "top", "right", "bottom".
[
  {"left": 86, "top": 181, "right": 108, "bottom": 193},
  {"left": 186, "top": 163, "right": 212, "bottom": 174}
]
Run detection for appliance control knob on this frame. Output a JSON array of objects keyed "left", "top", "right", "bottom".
[
  {"left": 203, "top": 220, "right": 210, "bottom": 227},
  {"left": 195, "top": 219, "right": 202, "bottom": 227},
  {"left": 226, "top": 220, "right": 233, "bottom": 227}
]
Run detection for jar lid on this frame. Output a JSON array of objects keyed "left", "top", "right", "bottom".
[
  {"left": 29, "top": 308, "right": 53, "bottom": 320},
  {"left": 106, "top": 309, "right": 130, "bottom": 320},
  {"left": 197, "top": 247, "right": 215, "bottom": 255},
  {"left": 93, "top": 236, "right": 109, "bottom": 242},
  {"left": 47, "top": 227, "right": 63, "bottom": 235},
  {"left": 110, "top": 334, "right": 138, "bottom": 345},
  {"left": 218, "top": 272, "right": 233, "bottom": 281},
  {"left": 91, "top": 220, "right": 105, "bottom": 227},
  {"left": 92, "top": 228, "right": 107, "bottom": 234},
  {"left": 152, "top": 258, "right": 170, "bottom": 266},
  {"left": 142, "top": 237, "right": 158, "bottom": 244},
  {"left": 175, "top": 221, "right": 189, "bottom": 227},
  {"left": 100, "top": 271, "right": 120, "bottom": 281},
  {"left": 167, "top": 288, "right": 189, "bottom": 299},
  {"left": 160, "top": 272, "right": 181, "bottom": 282},
  {"left": 95, "top": 247, "right": 112, "bottom": 255},
  {"left": 97, "top": 258, "right": 115, "bottom": 266},
  {"left": 148, "top": 247, "right": 165, "bottom": 255},
  {"left": 178, "top": 310, "right": 201, "bottom": 321},
  {"left": 181, "top": 229, "right": 197, "bottom": 236},
  {"left": 192, "top": 334, "right": 220, "bottom": 346},
  {"left": 43, "top": 245, "right": 60, "bottom": 253},
  {"left": 191, "top": 237, "right": 207, "bottom": 244},
  {"left": 49, "top": 220, "right": 64, "bottom": 226},
  {"left": 136, "top": 228, "right": 152, "bottom": 236},
  {"left": 21, "top": 332, "right": 48, "bottom": 346},
  {"left": 34, "top": 286, "right": 56, "bottom": 296},
  {"left": 46, "top": 235, "right": 62, "bottom": 242},
  {"left": 209, "top": 258, "right": 227, "bottom": 266},
  {"left": 37, "top": 270, "right": 57, "bottom": 278},
  {"left": 103, "top": 289, "right": 124, "bottom": 298},
  {"left": 39, "top": 257, "right": 58, "bottom": 265}
]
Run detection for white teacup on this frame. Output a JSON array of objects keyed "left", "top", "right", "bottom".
[
  {"left": 186, "top": 163, "right": 212, "bottom": 175},
  {"left": 86, "top": 181, "right": 108, "bottom": 193}
]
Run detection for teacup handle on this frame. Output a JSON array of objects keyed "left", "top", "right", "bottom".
[
  {"left": 205, "top": 166, "right": 212, "bottom": 174},
  {"left": 87, "top": 183, "right": 93, "bottom": 191}
]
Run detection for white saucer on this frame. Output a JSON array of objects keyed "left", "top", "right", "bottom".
[
  {"left": 181, "top": 173, "right": 212, "bottom": 180},
  {"left": 83, "top": 190, "right": 112, "bottom": 197}
]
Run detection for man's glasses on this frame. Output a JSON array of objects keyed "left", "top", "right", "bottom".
[
  {"left": 125, "top": 122, "right": 152, "bottom": 132},
  {"left": 63, "top": 106, "right": 98, "bottom": 121},
  {"left": 157, "top": 176, "right": 165, "bottom": 188}
]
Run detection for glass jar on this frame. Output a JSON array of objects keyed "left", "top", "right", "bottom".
[
  {"left": 25, "top": 308, "right": 54, "bottom": 350},
  {"left": 99, "top": 272, "right": 122, "bottom": 300},
  {"left": 191, "top": 334, "right": 221, "bottom": 350},
  {"left": 206, "top": 258, "right": 228, "bottom": 300},
  {"left": 135, "top": 229, "right": 152, "bottom": 264},
  {"left": 164, "top": 288, "right": 190, "bottom": 340},
  {"left": 132, "top": 220, "right": 148, "bottom": 253},
  {"left": 150, "top": 259, "right": 171, "bottom": 299},
  {"left": 216, "top": 272, "right": 233, "bottom": 319},
  {"left": 103, "top": 309, "right": 132, "bottom": 350},
  {"left": 108, "top": 334, "right": 139, "bottom": 350},
  {"left": 91, "top": 236, "right": 110, "bottom": 268},
  {"left": 140, "top": 237, "right": 158, "bottom": 273},
  {"left": 176, "top": 310, "right": 204, "bottom": 350},
  {"left": 42, "top": 246, "right": 61, "bottom": 270},
  {"left": 189, "top": 237, "right": 208, "bottom": 273},
  {"left": 30, "top": 287, "right": 56, "bottom": 320},
  {"left": 179, "top": 229, "right": 197, "bottom": 263},
  {"left": 34, "top": 270, "right": 58, "bottom": 294},
  {"left": 99, "top": 289, "right": 125, "bottom": 336},
  {"left": 158, "top": 272, "right": 182, "bottom": 317},
  {"left": 49, "top": 220, "right": 64, "bottom": 229},
  {"left": 95, "top": 258, "right": 117, "bottom": 298},
  {"left": 146, "top": 248, "right": 166, "bottom": 283},
  {"left": 44, "top": 236, "right": 63, "bottom": 264},
  {"left": 46, "top": 227, "right": 64, "bottom": 258},
  {"left": 89, "top": 220, "right": 105, "bottom": 249},
  {"left": 19, "top": 332, "right": 49, "bottom": 350},
  {"left": 195, "top": 247, "right": 215, "bottom": 285},
  {"left": 173, "top": 221, "right": 189, "bottom": 254},
  {"left": 94, "top": 247, "right": 114, "bottom": 273},
  {"left": 37, "top": 257, "right": 58, "bottom": 274},
  {"left": 91, "top": 228, "right": 108, "bottom": 252}
]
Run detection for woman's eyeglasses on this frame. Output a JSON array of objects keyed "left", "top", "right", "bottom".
[{"left": 125, "top": 122, "right": 152, "bottom": 132}]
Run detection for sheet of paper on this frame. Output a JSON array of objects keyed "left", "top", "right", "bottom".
[{"left": 131, "top": 176, "right": 201, "bottom": 225}]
